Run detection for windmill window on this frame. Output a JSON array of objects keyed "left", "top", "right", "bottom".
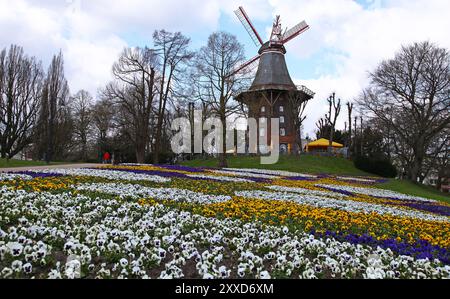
[
  {"left": 261, "top": 106, "right": 266, "bottom": 113},
  {"left": 279, "top": 106, "right": 284, "bottom": 113},
  {"left": 280, "top": 128, "right": 286, "bottom": 136},
  {"left": 260, "top": 117, "right": 267, "bottom": 124},
  {"left": 280, "top": 116, "right": 285, "bottom": 124},
  {"left": 259, "top": 128, "right": 266, "bottom": 137}
]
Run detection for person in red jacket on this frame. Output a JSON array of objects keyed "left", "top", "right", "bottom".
[{"left": 103, "top": 152, "right": 111, "bottom": 164}]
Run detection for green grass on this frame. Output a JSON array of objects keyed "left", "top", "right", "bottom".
[
  {"left": 182, "top": 155, "right": 450, "bottom": 203},
  {"left": 0, "top": 159, "right": 67, "bottom": 168},
  {"left": 182, "top": 155, "right": 371, "bottom": 176},
  {"left": 378, "top": 179, "right": 450, "bottom": 204}
]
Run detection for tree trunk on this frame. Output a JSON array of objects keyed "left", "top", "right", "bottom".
[
  {"left": 328, "top": 129, "right": 334, "bottom": 155},
  {"left": 218, "top": 114, "right": 228, "bottom": 168},
  {"left": 436, "top": 176, "right": 443, "bottom": 192},
  {"left": 153, "top": 135, "right": 160, "bottom": 164},
  {"left": 409, "top": 159, "right": 422, "bottom": 183},
  {"left": 294, "top": 126, "right": 302, "bottom": 156},
  {"left": 409, "top": 141, "right": 425, "bottom": 183},
  {"left": 348, "top": 112, "right": 352, "bottom": 159},
  {"left": 136, "top": 143, "right": 146, "bottom": 164}
]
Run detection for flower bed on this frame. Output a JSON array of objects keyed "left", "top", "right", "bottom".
[
  {"left": 0, "top": 173, "right": 33, "bottom": 181},
  {"left": 0, "top": 164, "right": 449, "bottom": 279}
]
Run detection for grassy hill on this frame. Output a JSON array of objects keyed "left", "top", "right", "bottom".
[
  {"left": 0, "top": 159, "right": 66, "bottom": 169},
  {"left": 182, "top": 155, "right": 450, "bottom": 204},
  {"left": 182, "top": 155, "right": 370, "bottom": 176}
]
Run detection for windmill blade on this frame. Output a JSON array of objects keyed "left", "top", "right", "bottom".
[
  {"left": 234, "top": 6, "right": 264, "bottom": 47},
  {"left": 227, "top": 55, "right": 261, "bottom": 78},
  {"left": 282, "top": 20, "right": 310, "bottom": 44}
]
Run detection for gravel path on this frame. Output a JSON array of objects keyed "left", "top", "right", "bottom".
[{"left": 0, "top": 163, "right": 102, "bottom": 173}]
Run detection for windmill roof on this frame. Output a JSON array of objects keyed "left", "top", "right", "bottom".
[{"left": 250, "top": 50, "right": 296, "bottom": 91}]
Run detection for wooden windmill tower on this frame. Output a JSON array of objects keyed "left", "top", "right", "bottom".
[{"left": 230, "top": 7, "right": 315, "bottom": 154}]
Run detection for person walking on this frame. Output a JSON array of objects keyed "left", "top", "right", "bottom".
[{"left": 103, "top": 152, "right": 111, "bottom": 164}]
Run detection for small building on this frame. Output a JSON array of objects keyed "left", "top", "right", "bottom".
[
  {"left": 423, "top": 174, "right": 450, "bottom": 193},
  {"left": 306, "top": 138, "right": 344, "bottom": 153}
]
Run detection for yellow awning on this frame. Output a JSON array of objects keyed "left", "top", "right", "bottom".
[{"left": 307, "top": 138, "right": 344, "bottom": 148}]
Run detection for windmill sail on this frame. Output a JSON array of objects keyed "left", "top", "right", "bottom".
[
  {"left": 282, "top": 21, "right": 309, "bottom": 44},
  {"left": 227, "top": 55, "right": 261, "bottom": 78},
  {"left": 234, "top": 7, "right": 264, "bottom": 47}
]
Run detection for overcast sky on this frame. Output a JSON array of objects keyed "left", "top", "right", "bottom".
[{"left": 1, "top": 0, "right": 449, "bottom": 136}]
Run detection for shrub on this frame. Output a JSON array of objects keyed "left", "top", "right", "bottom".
[
  {"left": 354, "top": 156, "right": 397, "bottom": 178},
  {"left": 145, "top": 152, "right": 176, "bottom": 165}
]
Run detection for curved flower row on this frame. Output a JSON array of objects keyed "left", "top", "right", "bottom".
[
  {"left": 267, "top": 184, "right": 450, "bottom": 217},
  {"left": 0, "top": 187, "right": 448, "bottom": 279},
  {"left": 74, "top": 183, "right": 232, "bottom": 204},
  {"left": 222, "top": 168, "right": 319, "bottom": 178},
  {"left": 209, "top": 169, "right": 280, "bottom": 180},
  {"left": 317, "top": 184, "right": 439, "bottom": 203},
  {"left": 186, "top": 174, "right": 254, "bottom": 183},
  {"left": 235, "top": 190, "right": 449, "bottom": 223},
  {"left": 0, "top": 173, "right": 33, "bottom": 181},
  {"left": 335, "top": 176, "right": 378, "bottom": 183},
  {"left": 98, "top": 166, "right": 263, "bottom": 183},
  {"left": 25, "top": 168, "right": 171, "bottom": 183},
  {"left": 195, "top": 197, "right": 450, "bottom": 251},
  {"left": 266, "top": 185, "right": 349, "bottom": 199},
  {"left": 100, "top": 164, "right": 386, "bottom": 185}
]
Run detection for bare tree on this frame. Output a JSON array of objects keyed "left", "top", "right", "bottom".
[
  {"left": 152, "top": 30, "right": 193, "bottom": 164},
  {"left": 71, "top": 90, "right": 93, "bottom": 161},
  {"left": 192, "top": 32, "right": 246, "bottom": 167},
  {"left": 315, "top": 117, "right": 328, "bottom": 139},
  {"left": 103, "top": 47, "right": 157, "bottom": 163},
  {"left": 357, "top": 41, "right": 450, "bottom": 182},
  {"left": 34, "top": 51, "right": 71, "bottom": 163},
  {"left": 325, "top": 92, "right": 341, "bottom": 153},
  {"left": 422, "top": 130, "right": 449, "bottom": 188},
  {"left": 347, "top": 102, "right": 354, "bottom": 157},
  {"left": 0, "top": 45, "right": 43, "bottom": 159},
  {"left": 92, "top": 98, "right": 115, "bottom": 158},
  {"left": 287, "top": 93, "right": 310, "bottom": 154}
]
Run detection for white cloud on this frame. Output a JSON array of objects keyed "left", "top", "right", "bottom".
[{"left": 0, "top": 0, "right": 228, "bottom": 97}]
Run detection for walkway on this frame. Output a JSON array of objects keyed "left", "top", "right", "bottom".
[{"left": 0, "top": 163, "right": 101, "bottom": 173}]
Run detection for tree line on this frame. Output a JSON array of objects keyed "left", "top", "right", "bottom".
[
  {"left": 314, "top": 41, "right": 449, "bottom": 186},
  {"left": 0, "top": 30, "right": 249, "bottom": 165},
  {"left": 0, "top": 33, "right": 448, "bottom": 187}
]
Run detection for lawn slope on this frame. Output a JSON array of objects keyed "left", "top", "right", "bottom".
[
  {"left": 0, "top": 159, "right": 67, "bottom": 169},
  {"left": 183, "top": 155, "right": 369, "bottom": 176}
]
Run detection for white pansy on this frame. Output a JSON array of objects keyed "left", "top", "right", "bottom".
[
  {"left": 1, "top": 186, "right": 449, "bottom": 279},
  {"left": 223, "top": 168, "right": 318, "bottom": 178},
  {"left": 266, "top": 185, "right": 349, "bottom": 199},
  {"left": 317, "top": 184, "right": 437, "bottom": 203},
  {"left": 74, "top": 183, "right": 231, "bottom": 204},
  {"left": 209, "top": 169, "right": 279, "bottom": 179},
  {"left": 259, "top": 270, "right": 271, "bottom": 279},
  {"left": 0, "top": 173, "right": 33, "bottom": 181},
  {"left": 336, "top": 177, "right": 377, "bottom": 183},
  {"left": 26, "top": 168, "right": 170, "bottom": 183},
  {"left": 186, "top": 174, "right": 253, "bottom": 183}
]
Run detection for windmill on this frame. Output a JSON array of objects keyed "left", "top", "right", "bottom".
[
  {"left": 229, "top": 6, "right": 311, "bottom": 78},
  {"left": 232, "top": 6, "right": 315, "bottom": 154}
]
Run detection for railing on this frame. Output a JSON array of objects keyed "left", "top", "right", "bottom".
[
  {"left": 233, "top": 84, "right": 316, "bottom": 98},
  {"left": 296, "top": 85, "right": 315, "bottom": 98}
]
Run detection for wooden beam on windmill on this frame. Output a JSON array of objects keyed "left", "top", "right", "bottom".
[
  {"left": 234, "top": 6, "right": 264, "bottom": 47},
  {"left": 227, "top": 54, "right": 261, "bottom": 78},
  {"left": 281, "top": 20, "right": 310, "bottom": 44}
]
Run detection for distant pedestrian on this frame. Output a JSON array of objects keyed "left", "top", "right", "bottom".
[{"left": 103, "top": 152, "right": 111, "bottom": 164}]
